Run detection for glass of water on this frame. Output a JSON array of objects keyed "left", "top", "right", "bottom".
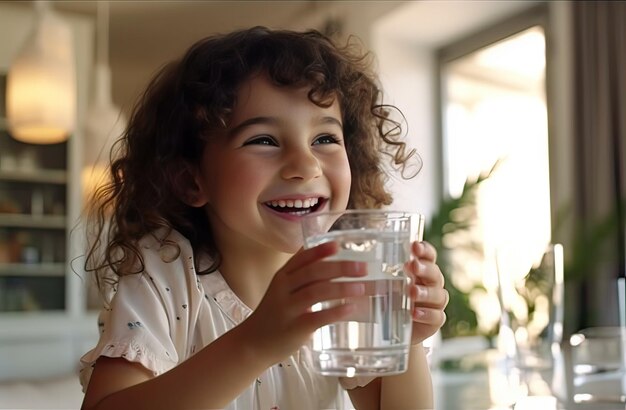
[{"left": 301, "top": 209, "right": 423, "bottom": 377}]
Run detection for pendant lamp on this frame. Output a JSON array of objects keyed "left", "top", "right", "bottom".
[
  {"left": 82, "top": 1, "right": 127, "bottom": 198},
  {"left": 6, "top": 1, "right": 76, "bottom": 144}
]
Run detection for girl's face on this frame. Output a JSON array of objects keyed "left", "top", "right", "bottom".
[{"left": 193, "top": 74, "right": 352, "bottom": 254}]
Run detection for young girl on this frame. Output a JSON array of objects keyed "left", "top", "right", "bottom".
[{"left": 80, "top": 26, "right": 448, "bottom": 410}]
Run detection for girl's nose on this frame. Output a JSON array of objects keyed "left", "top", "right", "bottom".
[{"left": 280, "top": 148, "right": 322, "bottom": 180}]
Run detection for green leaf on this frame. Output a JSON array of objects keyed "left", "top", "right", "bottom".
[{"left": 424, "top": 161, "right": 500, "bottom": 339}]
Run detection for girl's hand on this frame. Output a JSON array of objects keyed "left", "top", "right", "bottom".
[
  {"left": 241, "top": 241, "right": 367, "bottom": 365},
  {"left": 405, "top": 241, "right": 448, "bottom": 345}
]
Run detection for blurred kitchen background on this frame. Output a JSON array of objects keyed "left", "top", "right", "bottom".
[{"left": 0, "top": 1, "right": 624, "bottom": 408}]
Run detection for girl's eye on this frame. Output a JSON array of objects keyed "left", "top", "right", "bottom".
[
  {"left": 313, "top": 134, "right": 340, "bottom": 145},
  {"left": 243, "top": 135, "right": 277, "bottom": 146}
]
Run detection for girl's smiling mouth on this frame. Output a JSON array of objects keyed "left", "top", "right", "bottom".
[{"left": 264, "top": 197, "right": 326, "bottom": 216}]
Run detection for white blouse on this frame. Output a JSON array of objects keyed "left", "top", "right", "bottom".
[{"left": 80, "top": 229, "right": 350, "bottom": 410}]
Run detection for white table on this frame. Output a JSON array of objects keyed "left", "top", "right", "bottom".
[{"left": 432, "top": 347, "right": 625, "bottom": 410}]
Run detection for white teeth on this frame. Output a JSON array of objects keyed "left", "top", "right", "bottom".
[{"left": 266, "top": 197, "right": 321, "bottom": 209}]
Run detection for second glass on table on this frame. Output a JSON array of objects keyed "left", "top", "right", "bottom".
[{"left": 301, "top": 209, "right": 423, "bottom": 377}]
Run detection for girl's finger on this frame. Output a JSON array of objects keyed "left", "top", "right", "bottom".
[
  {"left": 404, "top": 258, "right": 418, "bottom": 275},
  {"left": 288, "top": 260, "right": 368, "bottom": 293},
  {"left": 415, "top": 261, "right": 445, "bottom": 287},
  {"left": 411, "top": 285, "right": 449, "bottom": 309},
  {"left": 291, "top": 280, "right": 366, "bottom": 310},
  {"left": 411, "top": 241, "right": 437, "bottom": 262},
  {"left": 413, "top": 307, "right": 447, "bottom": 327},
  {"left": 282, "top": 241, "right": 340, "bottom": 274},
  {"left": 298, "top": 301, "right": 358, "bottom": 333}
]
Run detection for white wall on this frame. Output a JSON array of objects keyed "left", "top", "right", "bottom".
[{"left": 373, "top": 35, "right": 438, "bottom": 220}]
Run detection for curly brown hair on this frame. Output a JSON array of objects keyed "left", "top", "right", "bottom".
[{"left": 85, "top": 26, "right": 419, "bottom": 291}]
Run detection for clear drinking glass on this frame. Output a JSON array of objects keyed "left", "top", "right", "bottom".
[
  {"left": 301, "top": 210, "right": 422, "bottom": 377},
  {"left": 568, "top": 326, "right": 626, "bottom": 405},
  {"left": 497, "top": 243, "right": 564, "bottom": 370}
]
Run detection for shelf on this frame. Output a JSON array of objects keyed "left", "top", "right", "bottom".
[
  {"left": 0, "top": 263, "right": 66, "bottom": 277},
  {"left": 0, "top": 169, "right": 67, "bottom": 184},
  {"left": 0, "top": 213, "right": 66, "bottom": 229},
  {"left": 0, "top": 312, "right": 99, "bottom": 340}
]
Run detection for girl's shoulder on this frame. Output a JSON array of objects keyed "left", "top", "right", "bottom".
[
  {"left": 133, "top": 227, "right": 201, "bottom": 288},
  {"left": 137, "top": 227, "right": 211, "bottom": 270},
  {"left": 137, "top": 227, "right": 190, "bottom": 253}
]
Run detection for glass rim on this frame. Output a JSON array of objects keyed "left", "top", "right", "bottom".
[
  {"left": 301, "top": 209, "right": 426, "bottom": 242},
  {"left": 301, "top": 209, "right": 422, "bottom": 220}
]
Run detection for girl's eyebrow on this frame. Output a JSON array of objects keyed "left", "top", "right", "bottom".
[
  {"left": 319, "top": 116, "right": 343, "bottom": 129},
  {"left": 228, "top": 115, "right": 343, "bottom": 137},
  {"left": 228, "top": 116, "right": 277, "bottom": 137}
]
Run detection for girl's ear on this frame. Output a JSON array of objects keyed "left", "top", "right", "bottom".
[{"left": 173, "top": 162, "right": 209, "bottom": 207}]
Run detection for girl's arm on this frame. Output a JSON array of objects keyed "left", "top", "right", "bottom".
[
  {"left": 82, "top": 241, "right": 368, "bottom": 409},
  {"left": 380, "top": 344, "right": 433, "bottom": 408},
  {"left": 82, "top": 322, "right": 269, "bottom": 410}
]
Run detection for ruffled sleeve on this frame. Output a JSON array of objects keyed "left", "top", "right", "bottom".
[{"left": 79, "top": 230, "right": 203, "bottom": 392}]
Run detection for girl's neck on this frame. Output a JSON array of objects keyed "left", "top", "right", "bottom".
[{"left": 218, "top": 245, "right": 291, "bottom": 310}]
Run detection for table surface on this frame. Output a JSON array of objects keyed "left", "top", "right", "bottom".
[{"left": 431, "top": 347, "right": 625, "bottom": 410}]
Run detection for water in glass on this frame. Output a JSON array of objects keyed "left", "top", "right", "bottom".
[{"left": 305, "top": 228, "right": 412, "bottom": 377}]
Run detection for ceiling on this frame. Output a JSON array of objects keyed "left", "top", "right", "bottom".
[
  {"left": 13, "top": 1, "right": 542, "bottom": 114},
  {"left": 39, "top": 0, "right": 403, "bottom": 111},
  {"left": 54, "top": 1, "right": 322, "bottom": 61}
]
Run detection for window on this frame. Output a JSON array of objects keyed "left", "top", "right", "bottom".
[{"left": 439, "top": 21, "right": 550, "bottom": 334}]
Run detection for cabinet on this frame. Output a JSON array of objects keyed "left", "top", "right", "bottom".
[{"left": 0, "top": 115, "right": 69, "bottom": 312}]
